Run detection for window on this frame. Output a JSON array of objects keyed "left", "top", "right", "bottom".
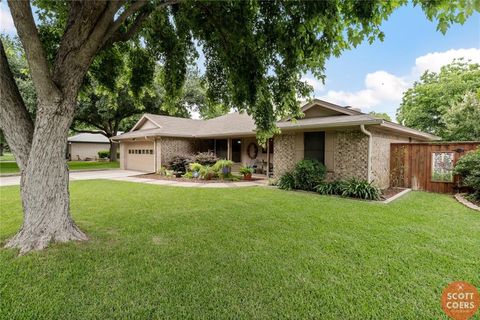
[
  {"left": 431, "top": 152, "right": 454, "bottom": 182},
  {"left": 149, "top": 149, "right": 154, "bottom": 154},
  {"left": 128, "top": 150, "right": 131, "bottom": 154},
  {"left": 304, "top": 132, "right": 325, "bottom": 164}
]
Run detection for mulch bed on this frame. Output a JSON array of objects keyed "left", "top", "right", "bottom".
[
  {"left": 137, "top": 173, "right": 263, "bottom": 184},
  {"left": 380, "top": 187, "right": 409, "bottom": 201}
]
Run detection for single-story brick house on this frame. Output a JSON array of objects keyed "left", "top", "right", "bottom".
[
  {"left": 68, "top": 133, "right": 111, "bottom": 161},
  {"left": 112, "top": 99, "right": 439, "bottom": 188}
]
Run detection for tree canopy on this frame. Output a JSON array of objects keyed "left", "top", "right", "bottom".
[
  {"left": 1, "top": 0, "right": 477, "bottom": 253},
  {"left": 396, "top": 61, "right": 480, "bottom": 140},
  {"left": 368, "top": 111, "right": 391, "bottom": 122}
]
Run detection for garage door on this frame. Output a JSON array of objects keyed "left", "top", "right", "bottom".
[{"left": 125, "top": 142, "right": 155, "bottom": 172}]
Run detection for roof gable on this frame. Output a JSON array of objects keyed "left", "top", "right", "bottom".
[
  {"left": 130, "top": 115, "right": 162, "bottom": 132},
  {"left": 300, "top": 99, "right": 362, "bottom": 119}
]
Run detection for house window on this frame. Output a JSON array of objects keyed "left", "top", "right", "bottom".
[
  {"left": 149, "top": 149, "right": 153, "bottom": 155},
  {"left": 304, "top": 132, "right": 325, "bottom": 164},
  {"left": 431, "top": 152, "right": 454, "bottom": 182}
]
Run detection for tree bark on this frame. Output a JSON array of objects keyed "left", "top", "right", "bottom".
[
  {"left": 4, "top": 99, "right": 88, "bottom": 254},
  {"left": 109, "top": 141, "right": 118, "bottom": 162}
]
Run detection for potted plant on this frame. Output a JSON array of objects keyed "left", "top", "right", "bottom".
[
  {"left": 240, "top": 166, "right": 254, "bottom": 180},
  {"left": 189, "top": 162, "right": 203, "bottom": 179},
  {"left": 213, "top": 159, "right": 234, "bottom": 175}
]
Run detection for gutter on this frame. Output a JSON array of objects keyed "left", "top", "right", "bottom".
[{"left": 360, "top": 124, "right": 373, "bottom": 183}]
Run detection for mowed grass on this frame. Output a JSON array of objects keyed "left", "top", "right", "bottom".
[
  {"left": 0, "top": 181, "right": 479, "bottom": 319},
  {"left": 0, "top": 160, "right": 119, "bottom": 175}
]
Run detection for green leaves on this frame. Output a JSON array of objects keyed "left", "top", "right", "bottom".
[{"left": 397, "top": 61, "right": 480, "bottom": 139}]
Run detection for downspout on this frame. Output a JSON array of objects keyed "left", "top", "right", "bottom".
[{"left": 360, "top": 124, "right": 372, "bottom": 182}]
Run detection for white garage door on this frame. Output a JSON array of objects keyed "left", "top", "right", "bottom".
[{"left": 125, "top": 142, "right": 155, "bottom": 172}]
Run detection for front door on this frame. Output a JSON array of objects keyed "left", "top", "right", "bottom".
[{"left": 232, "top": 139, "right": 242, "bottom": 162}]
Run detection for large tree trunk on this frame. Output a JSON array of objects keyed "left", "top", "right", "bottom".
[
  {"left": 109, "top": 141, "right": 118, "bottom": 162},
  {"left": 4, "top": 100, "right": 87, "bottom": 254}
]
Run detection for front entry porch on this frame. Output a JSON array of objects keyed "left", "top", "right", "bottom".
[{"left": 198, "top": 137, "right": 274, "bottom": 177}]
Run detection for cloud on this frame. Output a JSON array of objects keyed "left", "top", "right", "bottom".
[
  {"left": 301, "top": 75, "right": 324, "bottom": 94},
  {"left": 320, "top": 71, "right": 409, "bottom": 109},
  {"left": 0, "top": 4, "right": 16, "bottom": 34},
  {"left": 412, "top": 48, "right": 480, "bottom": 76},
  {"left": 319, "top": 48, "right": 479, "bottom": 112}
]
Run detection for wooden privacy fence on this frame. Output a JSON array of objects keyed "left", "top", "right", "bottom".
[{"left": 390, "top": 142, "right": 480, "bottom": 193}]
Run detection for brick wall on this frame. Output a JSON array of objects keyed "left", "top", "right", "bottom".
[
  {"left": 333, "top": 130, "right": 369, "bottom": 181},
  {"left": 159, "top": 137, "right": 196, "bottom": 167},
  {"left": 273, "top": 133, "right": 297, "bottom": 179}
]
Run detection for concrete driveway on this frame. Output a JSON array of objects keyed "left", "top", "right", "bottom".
[{"left": 0, "top": 170, "right": 143, "bottom": 187}]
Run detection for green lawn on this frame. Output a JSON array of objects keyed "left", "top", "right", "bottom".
[
  {"left": 0, "top": 160, "right": 119, "bottom": 175},
  {"left": 1, "top": 181, "right": 479, "bottom": 319}
]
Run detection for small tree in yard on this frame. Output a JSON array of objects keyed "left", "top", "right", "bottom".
[{"left": 0, "top": 0, "right": 474, "bottom": 253}]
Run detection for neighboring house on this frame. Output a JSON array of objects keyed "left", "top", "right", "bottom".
[
  {"left": 112, "top": 100, "right": 439, "bottom": 188},
  {"left": 68, "top": 132, "right": 121, "bottom": 160}
]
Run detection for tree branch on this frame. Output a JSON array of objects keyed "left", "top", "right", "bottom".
[
  {"left": 8, "top": 0, "right": 61, "bottom": 103},
  {"left": 0, "top": 40, "right": 34, "bottom": 170},
  {"left": 103, "top": 0, "right": 182, "bottom": 47}
]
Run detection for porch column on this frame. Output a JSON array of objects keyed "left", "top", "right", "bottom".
[{"left": 227, "top": 138, "right": 232, "bottom": 160}]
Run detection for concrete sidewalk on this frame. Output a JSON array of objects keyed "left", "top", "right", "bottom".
[
  {"left": 0, "top": 170, "right": 268, "bottom": 188},
  {"left": 0, "top": 169, "right": 142, "bottom": 187}
]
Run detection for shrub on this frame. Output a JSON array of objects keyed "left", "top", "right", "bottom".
[
  {"left": 191, "top": 152, "right": 218, "bottom": 166},
  {"left": 98, "top": 150, "right": 110, "bottom": 159},
  {"left": 199, "top": 165, "right": 216, "bottom": 180},
  {"left": 454, "top": 148, "right": 480, "bottom": 199},
  {"left": 339, "top": 178, "right": 381, "bottom": 200},
  {"left": 293, "top": 159, "right": 326, "bottom": 191},
  {"left": 316, "top": 180, "right": 345, "bottom": 195},
  {"left": 189, "top": 162, "right": 203, "bottom": 172},
  {"left": 157, "top": 166, "right": 167, "bottom": 175},
  {"left": 169, "top": 154, "right": 191, "bottom": 173},
  {"left": 182, "top": 172, "right": 194, "bottom": 179},
  {"left": 278, "top": 172, "right": 296, "bottom": 190}
]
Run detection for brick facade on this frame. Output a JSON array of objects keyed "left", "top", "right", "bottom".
[
  {"left": 159, "top": 137, "right": 196, "bottom": 167},
  {"left": 333, "top": 130, "right": 369, "bottom": 181},
  {"left": 273, "top": 133, "right": 297, "bottom": 178}
]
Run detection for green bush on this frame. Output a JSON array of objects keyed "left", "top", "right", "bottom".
[
  {"left": 293, "top": 159, "right": 326, "bottom": 191},
  {"left": 191, "top": 152, "right": 218, "bottom": 166},
  {"left": 316, "top": 180, "right": 345, "bottom": 195},
  {"left": 278, "top": 172, "right": 296, "bottom": 190},
  {"left": 189, "top": 162, "right": 203, "bottom": 172},
  {"left": 454, "top": 148, "right": 480, "bottom": 199},
  {"left": 182, "top": 172, "right": 194, "bottom": 179},
  {"left": 98, "top": 150, "right": 110, "bottom": 159},
  {"left": 199, "top": 165, "right": 216, "bottom": 180},
  {"left": 339, "top": 178, "right": 381, "bottom": 200}
]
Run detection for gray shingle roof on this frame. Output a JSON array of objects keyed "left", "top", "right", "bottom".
[
  {"left": 112, "top": 105, "right": 439, "bottom": 141},
  {"left": 68, "top": 133, "right": 110, "bottom": 143}
]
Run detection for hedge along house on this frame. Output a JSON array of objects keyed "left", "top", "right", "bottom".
[{"left": 112, "top": 99, "right": 439, "bottom": 189}]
